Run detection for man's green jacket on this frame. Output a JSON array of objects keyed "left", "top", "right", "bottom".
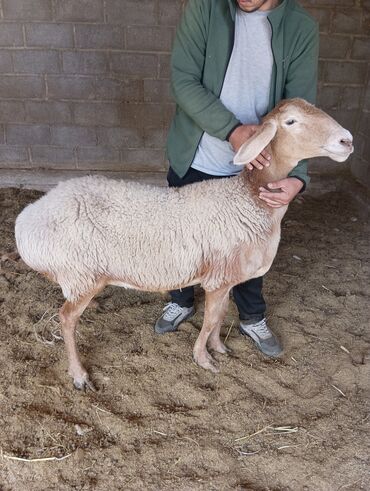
[{"left": 166, "top": 0, "right": 319, "bottom": 188}]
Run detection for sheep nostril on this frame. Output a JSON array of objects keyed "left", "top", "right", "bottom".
[{"left": 340, "top": 138, "right": 352, "bottom": 149}]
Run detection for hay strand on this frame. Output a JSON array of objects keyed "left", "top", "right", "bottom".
[
  {"left": 1, "top": 450, "right": 72, "bottom": 463},
  {"left": 224, "top": 321, "right": 234, "bottom": 344}
]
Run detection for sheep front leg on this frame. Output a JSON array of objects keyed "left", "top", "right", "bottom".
[
  {"left": 59, "top": 282, "right": 105, "bottom": 390},
  {"left": 193, "top": 287, "right": 230, "bottom": 373}
]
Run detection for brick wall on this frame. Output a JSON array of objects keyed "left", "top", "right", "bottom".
[
  {"left": 301, "top": 0, "right": 370, "bottom": 188},
  {"left": 0, "top": 0, "right": 369, "bottom": 189}
]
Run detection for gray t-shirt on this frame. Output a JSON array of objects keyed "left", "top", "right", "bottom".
[{"left": 191, "top": 8, "right": 273, "bottom": 176}]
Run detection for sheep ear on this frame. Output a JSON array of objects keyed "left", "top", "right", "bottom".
[{"left": 233, "top": 120, "right": 277, "bottom": 165}]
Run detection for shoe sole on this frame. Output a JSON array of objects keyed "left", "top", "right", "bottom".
[{"left": 154, "top": 310, "right": 195, "bottom": 335}]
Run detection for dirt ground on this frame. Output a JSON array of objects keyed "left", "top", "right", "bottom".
[{"left": 0, "top": 185, "right": 369, "bottom": 491}]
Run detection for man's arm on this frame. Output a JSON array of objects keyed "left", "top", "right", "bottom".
[{"left": 171, "top": 0, "right": 240, "bottom": 140}]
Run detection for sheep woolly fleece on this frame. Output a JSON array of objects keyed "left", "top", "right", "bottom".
[{"left": 15, "top": 174, "right": 272, "bottom": 302}]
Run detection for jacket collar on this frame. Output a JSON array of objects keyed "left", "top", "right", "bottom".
[{"left": 228, "top": 0, "right": 289, "bottom": 24}]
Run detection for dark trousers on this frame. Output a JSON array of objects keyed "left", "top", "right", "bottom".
[{"left": 168, "top": 166, "right": 266, "bottom": 322}]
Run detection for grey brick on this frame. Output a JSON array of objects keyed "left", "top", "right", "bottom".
[
  {"left": 31, "top": 146, "right": 75, "bottom": 165},
  {"left": 111, "top": 53, "right": 158, "bottom": 78},
  {"left": 51, "top": 126, "right": 96, "bottom": 146},
  {"left": 63, "top": 51, "right": 109, "bottom": 74},
  {"left": 0, "top": 101, "right": 26, "bottom": 122},
  {"left": 319, "top": 85, "right": 364, "bottom": 111},
  {"left": 327, "top": 109, "right": 359, "bottom": 133},
  {"left": 75, "top": 25, "right": 124, "bottom": 49},
  {"left": 77, "top": 146, "right": 120, "bottom": 163},
  {"left": 351, "top": 37, "right": 370, "bottom": 61},
  {"left": 304, "top": 7, "right": 331, "bottom": 32},
  {"left": 159, "top": 54, "right": 171, "bottom": 79},
  {"left": 317, "top": 85, "right": 342, "bottom": 109},
  {"left": 158, "top": 0, "right": 182, "bottom": 26},
  {"left": 359, "top": 111, "right": 370, "bottom": 136},
  {"left": 73, "top": 102, "right": 121, "bottom": 126},
  {"left": 364, "top": 85, "right": 370, "bottom": 111},
  {"left": 352, "top": 133, "right": 365, "bottom": 157},
  {"left": 0, "top": 24, "right": 24, "bottom": 47},
  {"left": 363, "top": 12, "right": 370, "bottom": 39},
  {"left": 25, "top": 101, "right": 73, "bottom": 124},
  {"left": 318, "top": 59, "right": 325, "bottom": 81},
  {"left": 332, "top": 10, "right": 362, "bottom": 34},
  {"left": 106, "top": 0, "right": 157, "bottom": 25},
  {"left": 96, "top": 78, "right": 143, "bottom": 102},
  {"left": 76, "top": 160, "right": 121, "bottom": 171},
  {"left": 143, "top": 127, "right": 167, "bottom": 148},
  {"left": 2, "top": 0, "right": 52, "bottom": 20},
  {"left": 47, "top": 75, "right": 95, "bottom": 100},
  {"left": 0, "top": 146, "right": 29, "bottom": 164},
  {"left": 120, "top": 148, "right": 165, "bottom": 171},
  {"left": 351, "top": 158, "right": 370, "bottom": 186},
  {"left": 126, "top": 26, "right": 174, "bottom": 52},
  {"left": 144, "top": 79, "right": 172, "bottom": 102},
  {"left": 120, "top": 103, "right": 166, "bottom": 128},
  {"left": 0, "top": 75, "right": 45, "bottom": 99},
  {"left": 7, "top": 124, "right": 51, "bottom": 145},
  {"left": 319, "top": 34, "right": 351, "bottom": 59},
  {"left": 0, "top": 51, "right": 13, "bottom": 73},
  {"left": 13, "top": 50, "right": 60, "bottom": 74},
  {"left": 363, "top": 140, "right": 370, "bottom": 167},
  {"left": 97, "top": 127, "right": 143, "bottom": 148},
  {"left": 325, "top": 61, "right": 367, "bottom": 84},
  {"left": 54, "top": 0, "right": 104, "bottom": 22},
  {"left": 300, "top": 0, "right": 355, "bottom": 5},
  {"left": 25, "top": 23, "right": 74, "bottom": 48},
  {"left": 163, "top": 103, "right": 175, "bottom": 124},
  {"left": 340, "top": 87, "right": 364, "bottom": 110}
]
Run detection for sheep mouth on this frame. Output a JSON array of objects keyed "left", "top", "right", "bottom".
[{"left": 322, "top": 147, "right": 353, "bottom": 158}]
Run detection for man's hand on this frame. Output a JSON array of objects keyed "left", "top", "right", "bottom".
[
  {"left": 259, "top": 177, "right": 304, "bottom": 208},
  {"left": 229, "top": 124, "right": 271, "bottom": 170}
]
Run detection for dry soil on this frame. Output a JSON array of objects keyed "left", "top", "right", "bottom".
[{"left": 0, "top": 187, "right": 369, "bottom": 491}]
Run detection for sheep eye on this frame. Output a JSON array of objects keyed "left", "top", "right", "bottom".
[{"left": 286, "top": 119, "right": 296, "bottom": 126}]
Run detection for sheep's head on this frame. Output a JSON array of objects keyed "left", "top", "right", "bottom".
[{"left": 234, "top": 98, "right": 354, "bottom": 167}]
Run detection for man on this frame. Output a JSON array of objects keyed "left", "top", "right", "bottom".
[{"left": 154, "top": 0, "right": 319, "bottom": 357}]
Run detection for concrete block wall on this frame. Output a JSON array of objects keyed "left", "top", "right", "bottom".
[
  {"left": 301, "top": 0, "right": 369, "bottom": 188},
  {"left": 0, "top": 0, "right": 184, "bottom": 182},
  {"left": 0, "top": 0, "right": 369, "bottom": 189}
]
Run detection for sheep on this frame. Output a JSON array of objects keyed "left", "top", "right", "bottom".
[{"left": 15, "top": 98, "right": 353, "bottom": 390}]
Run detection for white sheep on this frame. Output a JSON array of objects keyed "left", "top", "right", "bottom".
[{"left": 15, "top": 99, "right": 353, "bottom": 390}]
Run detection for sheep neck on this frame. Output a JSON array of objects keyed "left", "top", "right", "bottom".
[{"left": 241, "top": 142, "right": 300, "bottom": 202}]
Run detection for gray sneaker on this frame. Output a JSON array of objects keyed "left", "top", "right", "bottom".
[
  {"left": 239, "top": 318, "right": 283, "bottom": 357},
  {"left": 154, "top": 302, "right": 195, "bottom": 334}
]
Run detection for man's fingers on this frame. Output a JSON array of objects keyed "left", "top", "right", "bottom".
[
  {"left": 250, "top": 159, "right": 263, "bottom": 170},
  {"left": 249, "top": 152, "right": 271, "bottom": 170},
  {"left": 259, "top": 191, "right": 289, "bottom": 205},
  {"left": 260, "top": 149, "right": 271, "bottom": 163},
  {"left": 259, "top": 196, "right": 283, "bottom": 208},
  {"left": 259, "top": 195, "right": 285, "bottom": 207},
  {"left": 255, "top": 152, "right": 270, "bottom": 167}
]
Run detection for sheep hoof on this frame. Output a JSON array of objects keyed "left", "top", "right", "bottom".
[
  {"left": 193, "top": 352, "right": 220, "bottom": 373},
  {"left": 208, "top": 340, "right": 232, "bottom": 355},
  {"left": 73, "top": 375, "right": 96, "bottom": 392}
]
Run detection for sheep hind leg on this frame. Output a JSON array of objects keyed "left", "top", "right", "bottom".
[
  {"left": 193, "top": 287, "right": 230, "bottom": 373},
  {"left": 59, "top": 280, "right": 105, "bottom": 391}
]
